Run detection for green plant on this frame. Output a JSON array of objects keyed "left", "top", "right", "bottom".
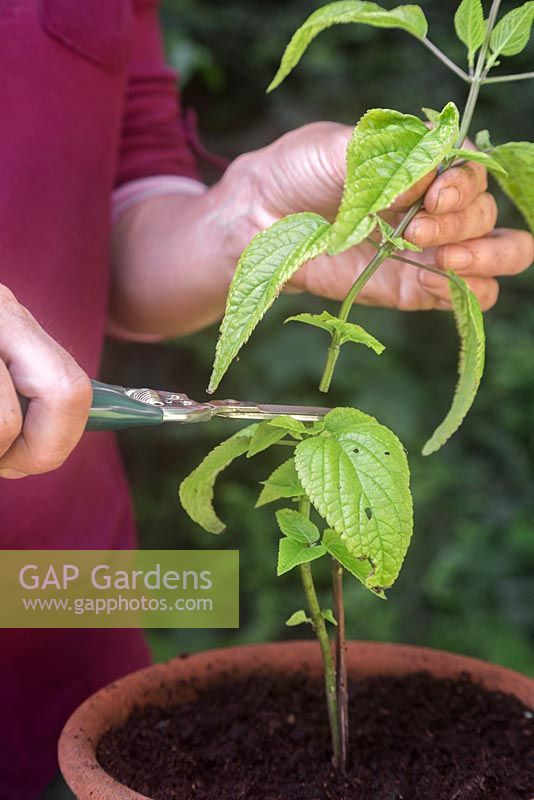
[{"left": 179, "top": 0, "right": 534, "bottom": 771}]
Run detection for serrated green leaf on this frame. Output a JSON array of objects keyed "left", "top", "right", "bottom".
[
  {"left": 321, "top": 406, "right": 376, "bottom": 436},
  {"left": 475, "top": 129, "right": 493, "bottom": 151},
  {"left": 276, "top": 508, "right": 321, "bottom": 544},
  {"left": 256, "top": 458, "right": 305, "bottom": 507},
  {"left": 328, "top": 103, "right": 459, "bottom": 255},
  {"left": 294, "top": 408, "right": 412, "bottom": 589},
  {"left": 285, "top": 609, "right": 311, "bottom": 626},
  {"left": 247, "top": 422, "right": 288, "bottom": 457},
  {"left": 209, "top": 213, "right": 330, "bottom": 393},
  {"left": 489, "top": 141, "right": 534, "bottom": 234},
  {"left": 449, "top": 148, "right": 508, "bottom": 176},
  {"left": 489, "top": 2, "right": 534, "bottom": 63},
  {"left": 179, "top": 425, "right": 257, "bottom": 534},
  {"left": 286, "top": 311, "right": 385, "bottom": 354},
  {"left": 322, "top": 528, "right": 384, "bottom": 596},
  {"left": 277, "top": 538, "right": 326, "bottom": 575},
  {"left": 423, "top": 275, "right": 485, "bottom": 456},
  {"left": 268, "top": 1, "right": 428, "bottom": 92},
  {"left": 454, "top": 0, "right": 486, "bottom": 69},
  {"left": 322, "top": 608, "right": 338, "bottom": 626}
]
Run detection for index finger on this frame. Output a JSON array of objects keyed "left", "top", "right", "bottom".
[
  {"left": 389, "top": 171, "right": 437, "bottom": 212},
  {"left": 424, "top": 161, "right": 488, "bottom": 215},
  {"left": 0, "top": 303, "right": 91, "bottom": 476}
]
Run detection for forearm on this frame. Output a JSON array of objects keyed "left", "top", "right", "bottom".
[{"left": 110, "top": 155, "right": 261, "bottom": 337}]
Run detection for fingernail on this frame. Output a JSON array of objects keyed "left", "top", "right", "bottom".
[
  {"left": 441, "top": 245, "right": 473, "bottom": 270},
  {"left": 409, "top": 218, "right": 439, "bottom": 245},
  {"left": 436, "top": 186, "right": 461, "bottom": 213}
]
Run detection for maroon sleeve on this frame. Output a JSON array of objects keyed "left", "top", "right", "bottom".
[{"left": 115, "top": 0, "right": 198, "bottom": 186}]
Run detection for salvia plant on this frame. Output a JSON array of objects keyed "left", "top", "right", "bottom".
[{"left": 180, "top": 0, "right": 534, "bottom": 771}]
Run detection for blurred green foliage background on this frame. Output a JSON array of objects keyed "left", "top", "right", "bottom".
[{"left": 102, "top": 0, "right": 534, "bottom": 675}]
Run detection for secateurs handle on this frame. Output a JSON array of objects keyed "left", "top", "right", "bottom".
[
  {"left": 15, "top": 380, "right": 162, "bottom": 432},
  {"left": 88, "top": 380, "right": 166, "bottom": 430}
]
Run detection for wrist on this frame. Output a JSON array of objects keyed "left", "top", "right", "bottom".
[
  {"left": 109, "top": 156, "right": 268, "bottom": 337},
  {"left": 202, "top": 151, "right": 267, "bottom": 273}
]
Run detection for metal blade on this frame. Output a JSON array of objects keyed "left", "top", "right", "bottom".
[{"left": 209, "top": 400, "right": 330, "bottom": 422}]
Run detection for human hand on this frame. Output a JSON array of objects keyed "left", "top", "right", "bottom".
[
  {"left": 0, "top": 286, "right": 92, "bottom": 479},
  {"left": 242, "top": 122, "right": 534, "bottom": 310}
]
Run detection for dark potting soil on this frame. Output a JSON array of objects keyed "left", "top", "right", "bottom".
[{"left": 97, "top": 669, "right": 534, "bottom": 800}]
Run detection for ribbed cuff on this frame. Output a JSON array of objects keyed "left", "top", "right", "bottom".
[{"left": 111, "top": 175, "right": 207, "bottom": 224}]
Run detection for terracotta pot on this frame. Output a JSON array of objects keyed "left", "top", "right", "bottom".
[{"left": 58, "top": 641, "right": 534, "bottom": 800}]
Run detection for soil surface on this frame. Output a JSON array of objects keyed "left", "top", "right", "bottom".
[{"left": 97, "top": 669, "right": 534, "bottom": 800}]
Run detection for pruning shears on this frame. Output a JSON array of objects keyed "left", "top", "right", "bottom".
[{"left": 87, "top": 380, "right": 329, "bottom": 431}]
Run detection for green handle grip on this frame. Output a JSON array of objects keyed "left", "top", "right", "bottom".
[{"left": 87, "top": 380, "right": 164, "bottom": 431}]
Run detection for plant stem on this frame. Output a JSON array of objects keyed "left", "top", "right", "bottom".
[
  {"left": 456, "top": 0, "right": 502, "bottom": 148},
  {"left": 332, "top": 560, "right": 348, "bottom": 772},
  {"left": 387, "top": 252, "right": 467, "bottom": 292},
  {"left": 420, "top": 38, "right": 471, "bottom": 83},
  {"left": 478, "top": 1, "right": 504, "bottom": 75},
  {"left": 319, "top": 0, "right": 503, "bottom": 394},
  {"left": 389, "top": 253, "right": 447, "bottom": 277},
  {"left": 298, "top": 498, "right": 340, "bottom": 766},
  {"left": 482, "top": 71, "right": 534, "bottom": 85},
  {"left": 367, "top": 234, "right": 475, "bottom": 297},
  {"left": 319, "top": 203, "right": 421, "bottom": 392}
]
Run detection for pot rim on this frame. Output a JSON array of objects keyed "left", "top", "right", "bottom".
[{"left": 58, "top": 640, "right": 534, "bottom": 800}]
